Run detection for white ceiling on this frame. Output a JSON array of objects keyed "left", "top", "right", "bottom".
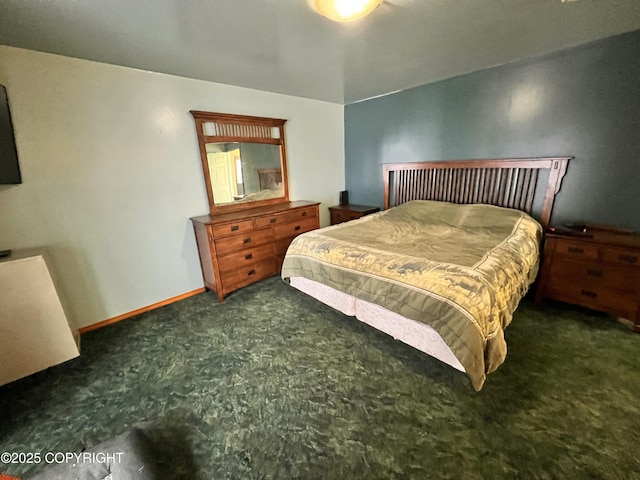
[{"left": 1, "top": 0, "right": 639, "bottom": 104}]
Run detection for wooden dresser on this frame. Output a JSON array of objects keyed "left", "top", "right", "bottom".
[
  {"left": 329, "top": 204, "right": 380, "bottom": 225},
  {"left": 191, "top": 200, "right": 320, "bottom": 301},
  {"left": 535, "top": 230, "right": 640, "bottom": 332}
]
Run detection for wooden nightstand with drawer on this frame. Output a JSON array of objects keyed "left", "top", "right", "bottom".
[
  {"left": 329, "top": 204, "right": 380, "bottom": 225},
  {"left": 535, "top": 229, "right": 640, "bottom": 332}
]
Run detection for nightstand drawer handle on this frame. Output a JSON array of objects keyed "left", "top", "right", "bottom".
[
  {"left": 270, "top": 218, "right": 277, "bottom": 224},
  {"left": 568, "top": 246, "right": 584, "bottom": 254},
  {"left": 230, "top": 225, "right": 240, "bottom": 232},
  {"left": 294, "top": 225, "right": 301, "bottom": 231},
  {"left": 301, "top": 211, "right": 308, "bottom": 217},
  {"left": 586, "top": 269, "right": 603, "bottom": 278},
  {"left": 243, "top": 237, "right": 251, "bottom": 244},
  {"left": 580, "top": 289, "right": 597, "bottom": 299},
  {"left": 245, "top": 253, "right": 253, "bottom": 260},
  {"left": 618, "top": 254, "right": 638, "bottom": 264},
  {"left": 247, "top": 269, "right": 256, "bottom": 276}
]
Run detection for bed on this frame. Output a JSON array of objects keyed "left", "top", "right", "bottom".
[{"left": 281, "top": 157, "right": 570, "bottom": 390}]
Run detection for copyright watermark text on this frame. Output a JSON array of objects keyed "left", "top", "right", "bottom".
[{"left": 1, "top": 451, "right": 124, "bottom": 465}]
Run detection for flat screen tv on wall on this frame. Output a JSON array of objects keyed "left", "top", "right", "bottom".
[{"left": 0, "top": 84, "right": 22, "bottom": 185}]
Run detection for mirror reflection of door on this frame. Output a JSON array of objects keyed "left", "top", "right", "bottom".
[
  {"left": 235, "top": 156, "right": 245, "bottom": 197},
  {"left": 207, "top": 148, "right": 241, "bottom": 204}
]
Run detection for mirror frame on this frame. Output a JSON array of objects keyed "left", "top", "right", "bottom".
[{"left": 190, "top": 110, "right": 290, "bottom": 215}]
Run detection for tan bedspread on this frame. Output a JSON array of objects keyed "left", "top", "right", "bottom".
[{"left": 281, "top": 200, "right": 542, "bottom": 390}]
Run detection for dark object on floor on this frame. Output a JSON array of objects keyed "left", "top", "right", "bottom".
[{"left": 29, "top": 428, "right": 158, "bottom": 480}]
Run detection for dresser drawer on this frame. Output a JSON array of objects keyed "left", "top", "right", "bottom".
[
  {"left": 545, "top": 279, "right": 639, "bottom": 319},
  {"left": 275, "top": 237, "right": 297, "bottom": 257},
  {"left": 214, "top": 228, "right": 273, "bottom": 255},
  {"left": 254, "top": 215, "right": 281, "bottom": 228},
  {"left": 273, "top": 217, "right": 318, "bottom": 240},
  {"left": 211, "top": 219, "right": 255, "bottom": 238},
  {"left": 330, "top": 210, "right": 351, "bottom": 224},
  {"left": 280, "top": 206, "right": 318, "bottom": 224},
  {"left": 221, "top": 258, "right": 277, "bottom": 294},
  {"left": 255, "top": 206, "right": 317, "bottom": 228},
  {"left": 217, "top": 243, "right": 275, "bottom": 274},
  {"left": 602, "top": 247, "right": 640, "bottom": 267},
  {"left": 554, "top": 239, "right": 600, "bottom": 260},
  {"left": 548, "top": 258, "right": 640, "bottom": 293}
]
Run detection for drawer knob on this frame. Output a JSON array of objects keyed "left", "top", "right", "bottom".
[
  {"left": 568, "top": 246, "right": 584, "bottom": 254},
  {"left": 243, "top": 237, "right": 251, "bottom": 244},
  {"left": 294, "top": 225, "right": 301, "bottom": 231},
  {"left": 245, "top": 253, "right": 253, "bottom": 260},
  {"left": 302, "top": 211, "right": 308, "bottom": 217},
  {"left": 230, "top": 225, "right": 240, "bottom": 232},
  {"left": 586, "top": 269, "right": 603, "bottom": 278},
  {"left": 270, "top": 218, "right": 277, "bottom": 224},
  {"left": 580, "top": 289, "right": 597, "bottom": 299},
  {"left": 618, "top": 254, "right": 638, "bottom": 264},
  {"left": 247, "top": 269, "right": 256, "bottom": 276}
]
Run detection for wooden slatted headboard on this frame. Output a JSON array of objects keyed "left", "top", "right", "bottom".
[
  {"left": 383, "top": 157, "right": 570, "bottom": 229},
  {"left": 257, "top": 168, "right": 282, "bottom": 190}
]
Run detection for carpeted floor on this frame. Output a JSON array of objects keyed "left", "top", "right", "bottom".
[{"left": 1, "top": 276, "right": 639, "bottom": 479}]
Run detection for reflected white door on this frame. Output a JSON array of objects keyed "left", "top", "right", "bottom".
[{"left": 208, "top": 152, "right": 234, "bottom": 204}]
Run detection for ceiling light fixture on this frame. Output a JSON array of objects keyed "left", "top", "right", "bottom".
[{"left": 312, "top": 0, "right": 383, "bottom": 23}]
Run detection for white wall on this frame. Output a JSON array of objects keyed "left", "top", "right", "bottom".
[{"left": 0, "top": 46, "right": 345, "bottom": 329}]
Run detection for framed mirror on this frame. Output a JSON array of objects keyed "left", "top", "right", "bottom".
[{"left": 190, "top": 111, "right": 290, "bottom": 214}]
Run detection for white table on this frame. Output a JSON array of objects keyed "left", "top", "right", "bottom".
[{"left": 0, "top": 249, "right": 80, "bottom": 386}]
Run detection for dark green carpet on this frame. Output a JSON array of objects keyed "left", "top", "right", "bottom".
[{"left": 1, "top": 276, "right": 639, "bottom": 479}]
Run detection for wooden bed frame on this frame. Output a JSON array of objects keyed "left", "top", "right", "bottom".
[{"left": 383, "top": 157, "right": 570, "bottom": 228}]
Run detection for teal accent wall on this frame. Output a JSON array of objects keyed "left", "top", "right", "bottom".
[{"left": 345, "top": 29, "right": 640, "bottom": 231}]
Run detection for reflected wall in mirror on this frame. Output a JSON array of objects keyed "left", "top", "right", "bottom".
[{"left": 191, "top": 111, "right": 290, "bottom": 214}]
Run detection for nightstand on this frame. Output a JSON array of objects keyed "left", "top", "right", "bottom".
[
  {"left": 535, "top": 228, "right": 640, "bottom": 332},
  {"left": 329, "top": 204, "right": 380, "bottom": 225}
]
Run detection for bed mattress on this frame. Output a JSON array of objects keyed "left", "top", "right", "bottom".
[{"left": 290, "top": 276, "right": 465, "bottom": 372}]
